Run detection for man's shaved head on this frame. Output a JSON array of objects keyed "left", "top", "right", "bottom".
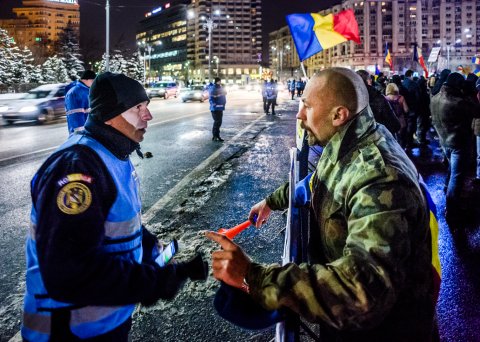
[
  {"left": 296, "top": 67, "right": 370, "bottom": 146},
  {"left": 311, "top": 68, "right": 369, "bottom": 115}
]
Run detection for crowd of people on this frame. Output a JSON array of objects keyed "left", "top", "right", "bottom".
[{"left": 355, "top": 68, "right": 480, "bottom": 231}]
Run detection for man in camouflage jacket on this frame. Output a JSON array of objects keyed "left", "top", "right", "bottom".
[{"left": 206, "top": 68, "right": 436, "bottom": 341}]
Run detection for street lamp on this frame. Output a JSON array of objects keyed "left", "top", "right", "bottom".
[
  {"left": 213, "top": 56, "right": 219, "bottom": 76},
  {"left": 202, "top": 11, "right": 219, "bottom": 82},
  {"left": 137, "top": 41, "right": 153, "bottom": 85}
]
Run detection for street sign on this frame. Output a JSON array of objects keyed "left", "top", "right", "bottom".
[{"left": 428, "top": 47, "right": 441, "bottom": 63}]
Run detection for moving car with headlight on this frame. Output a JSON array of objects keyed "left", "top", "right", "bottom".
[
  {"left": 1, "top": 84, "right": 66, "bottom": 125},
  {"left": 146, "top": 81, "right": 179, "bottom": 99},
  {"left": 181, "top": 85, "right": 209, "bottom": 102}
]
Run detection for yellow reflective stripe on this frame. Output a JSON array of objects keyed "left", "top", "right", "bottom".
[
  {"left": 66, "top": 108, "right": 87, "bottom": 115},
  {"left": 430, "top": 211, "right": 441, "bottom": 277},
  {"left": 23, "top": 312, "right": 51, "bottom": 334},
  {"left": 70, "top": 305, "right": 120, "bottom": 325},
  {"left": 104, "top": 212, "right": 141, "bottom": 238}
]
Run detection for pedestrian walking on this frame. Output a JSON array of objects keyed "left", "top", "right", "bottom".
[
  {"left": 22, "top": 72, "right": 208, "bottom": 341},
  {"left": 65, "top": 70, "right": 96, "bottom": 134},
  {"left": 209, "top": 77, "right": 227, "bottom": 141},
  {"left": 207, "top": 68, "right": 436, "bottom": 341},
  {"left": 385, "top": 82, "right": 409, "bottom": 147},
  {"left": 431, "top": 72, "right": 480, "bottom": 229}
]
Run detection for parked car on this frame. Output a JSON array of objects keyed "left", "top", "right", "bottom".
[
  {"left": 181, "top": 85, "right": 209, "bottom": 102},
  {"left": 146, "top": 81, "right": 179, "bottom": 99},
  {"left": 0, "top": 84, "right": 66, "bottom": 125}
]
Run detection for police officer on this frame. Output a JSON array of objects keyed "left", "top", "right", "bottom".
[
  {"left": 65, "top": 70, "right": 96, "bottom": 134},
  {"left": 264, "top": 79, "right": 276, "bottom": 115},
  {"left": 22, "top": 72, "right": 208, "bottom": 341},
  {"left": 206, "top": 68, "right": 435, "bottom": 341},
  {"left": 288, "top": 79, "right": 296, "bottom": 100},
  {"left": 209, "top": 77, "right": 227, "bottom": 141}
]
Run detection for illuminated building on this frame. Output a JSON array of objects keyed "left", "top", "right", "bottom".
[
  {"left": 137, "top": 1, "right": 189, "bottom": 83},
  {"left": 136, "top": 0, "right": 263, "bottom": 84},
  {"left": 0, "top": 0, "right": 80, "bottom": 58},
  {"left": 269, "top": 0, "right": 480, "bottom": 77}
]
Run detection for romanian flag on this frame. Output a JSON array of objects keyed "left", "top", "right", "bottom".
[
  {"left": 375, "top": 64, "right": 381, "bottom": 76},
  {"left": 413, "top": 44, "right": 428, "bottom": 77},
  {"left": 472, "top": 56, "right": 480, "bottom": 76},
  {"left": 286, "top": 9, "right": 361, "bottom": 61},
  {"left": 419, "top": 179, "right": 441, "bottom": 303},
  {"left": 385, "top": 43, "right": 393, "bottom": 70}
]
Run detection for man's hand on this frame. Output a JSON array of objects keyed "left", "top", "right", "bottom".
[
  {"left": 249, "top": 199, "right": 271, "bottom": 228},
  {"left": 205, "top": 231, "right": 251, "bottom": 290}
]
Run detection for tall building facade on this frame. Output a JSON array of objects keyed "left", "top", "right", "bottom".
[
  {"left": 0, "top": 0, "right": 80, "bottom": 58},
  {"left": 137, "top": 1, "right": 189, "bottom": 82},
  {"left": 270, "top": 0, "right": 480, "bottom": 78},
  {"left": 136, "top": 0, "right": 263, "bottom": 84}
]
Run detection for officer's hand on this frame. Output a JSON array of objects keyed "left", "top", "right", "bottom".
[
  {"left": 205, "top": 231, "right": 251, "bottom": 290},
  {"left": 249, "top": 199, "right": 271, "bottom": 228},
  {"left": 176, "top": 253, "right": 208, "bottom": 281}
]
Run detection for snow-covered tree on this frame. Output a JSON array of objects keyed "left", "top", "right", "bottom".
[
  {"left": 21, "top": 47, "right": 42, "bottom": 83},
  {"left": 98, "top": 50, "right": 131, "bottom": 74},
  {"left": 56, "top": 22, "right": 84, "bottom": 79},
  {"left": 41, "top": 56, "right": 69, "bottom": 83},
  {"left": 125, "top": 52, "right": 144, "bottom": 81},
  {"left": 0, "top": 28, "right": 17, "bottom": 85}
]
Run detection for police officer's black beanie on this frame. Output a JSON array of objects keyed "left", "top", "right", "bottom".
[
  {"left": 80, "top": 70, "right": 96, "bottom": 80},
  {"left": 89, "top": 72, "right": 149, "bottom": 122}
]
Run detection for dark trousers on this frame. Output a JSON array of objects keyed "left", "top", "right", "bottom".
[
  {"left": 405, "top": 111, "right": 418, "bottom": 147},
  {"left": 262, "top": 96, "right": 268, "bottom": 113},
  {"left": 416, "top": 111, "right": 431, "bottom": 143},
  {"left": 290, "top": 90, "right": 295, "bottom": 100},
  {"left": 266, "top": 99, "right": 276, "bottom": 114},
  {"left": 211, "top": 110, "right": 223, "bottom": 138}
]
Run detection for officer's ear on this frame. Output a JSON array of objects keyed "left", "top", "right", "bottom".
[{"left": 331, "top": 106, "right": 349, "bottom": 127}]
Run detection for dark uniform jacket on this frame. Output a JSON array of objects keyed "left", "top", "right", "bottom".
[
  {"left": 249, "top": 107, "right": 436, "bottom": 341},
  {"left": 431, "top": 85, "right": 480, "bottom": 149}
]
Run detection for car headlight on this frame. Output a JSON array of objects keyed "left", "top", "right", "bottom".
[
  {"left": 19, "top": 105, "right": 38, "bottom": 113},
  {"left": 0, "top": 105, "right": 7, "bottom": 112}
]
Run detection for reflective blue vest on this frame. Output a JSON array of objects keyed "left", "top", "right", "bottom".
[{"left": 22, "top": 134, "right": 143, "bottom": 341}]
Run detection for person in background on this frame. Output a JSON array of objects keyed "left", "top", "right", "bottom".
[
  {"left": 356, "top": 70, "right": 400, "bottom": 135},
  {"left": 207, "top": 68, "right": 436, "bottom": 341},
  {"left": 65, "top": 70, "right": 96, "bottom": 134},
  {"left": 430, "top": 72, "right": 480, "bottom": 229},
  {"left": 431, "top": 69, "right": 451, "bottom": 96},
  {"left": 385, "top": 82, "right": 409, "bottom": 147},
  {"left": 264, "top": 79, "right": 277, "bottom": 115},
  {"left": 402, "top": 70, "right": 421, "bottom": 149},
  {"left": 261, "top": 80, "right": 268, "bottom": 114},
  {"left": 209, "top": 77, "right": 227, "bottom": 141},
  {"left": 288, "top": 79, "right": 296, "bottom": 100},
  {"left": 22, "top": 72, "right": 208, "bottom": 341},
  {"left": 416, "top": 77, "right": 432, "bottom": 145}
]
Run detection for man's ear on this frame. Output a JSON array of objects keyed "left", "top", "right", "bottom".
[{"left": 332, "top": 106, "right": 349, "bottom": 127}]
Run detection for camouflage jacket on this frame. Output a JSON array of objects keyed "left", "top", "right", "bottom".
[{"left": 247, "top": 107, "right": 435, "bottom": 341}]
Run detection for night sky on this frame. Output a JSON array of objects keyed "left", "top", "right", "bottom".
[{"left": 0, "top": 0, "right": 339, "bottom": 61}]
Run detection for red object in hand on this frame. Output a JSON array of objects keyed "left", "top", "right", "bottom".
[{"left": 218, "top": 220, "right": 251, "bottom": 239}]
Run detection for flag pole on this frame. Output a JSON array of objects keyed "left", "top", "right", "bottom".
[{"left": 300, "top": 61, "right": 308, "bottom": 80}]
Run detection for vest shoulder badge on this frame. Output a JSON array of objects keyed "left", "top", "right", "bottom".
[{"left": 56, "top": 181, "right": 92, "bottom": 215}]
